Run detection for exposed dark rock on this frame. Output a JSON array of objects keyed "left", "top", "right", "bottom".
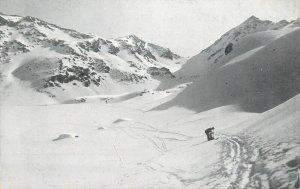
[
  {"left": 109, "top": 69, "right": 148, "bottom": 83},
  {"left": 1, "top": 40, "right": 29, "bottom": 54},
  {"left": 108, "top": 45, "right": 120, "bottom": 55},
  {"left": 89, "top": 59, "right": 110, "bottom": 73},
  {"left": 286, "top": 157, "right": 300, "bottom": 168},
  {"left": 147, "top": 67, "right": 175, "bottom": 78},
  {"left": 160, "top": 49, "right": 176, "bottom": 60},
  {"left": 225, "top": 43, "right": 233, "bottom": 55},
  {"left": 46, "top": 65, "right": 102, "bottom": 88},
  {"left": 143, "top": 51, "right": 156, "bottom": 60}
]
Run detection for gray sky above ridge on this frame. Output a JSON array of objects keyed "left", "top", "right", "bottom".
[{"left": 0, "top": 0, "right": 299, "bottom": 56}]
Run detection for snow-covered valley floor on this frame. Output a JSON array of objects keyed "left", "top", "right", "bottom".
[{"left": 1, "top": 84, "right": 299, "bottom": 189}]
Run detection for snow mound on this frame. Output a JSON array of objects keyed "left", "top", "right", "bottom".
[
  {"left": 52, "top": 134, "right": 79, "bottom": 141},
  {"left": 112, "top": 118, "right": 132, "bottom": 124}
]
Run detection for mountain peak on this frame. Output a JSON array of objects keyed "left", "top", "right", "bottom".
[
  {"left": 0, "top": 13, "right": 23, "bottom": 24},
  {"left": 248, "top": 15, "right": 259, "bottom": 20},
  {"left": 118, "top": 34, "right": 143, "bottom": 42},
  {"left": 242, "top": 15, "right": 275, "bottom": 26},
  {"left": 243, "top": 15, "right": 261, "bottom": 23},
  {"left": 127, "top": 34, "right": 139, "bottom": 39}
]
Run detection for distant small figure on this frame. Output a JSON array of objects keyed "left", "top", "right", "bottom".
[
  {"left": 205, "top": 127, "right": 215, "bottom": 141},
  {"left": 105, "top": 99, "right": 108, "bottom": 104}
]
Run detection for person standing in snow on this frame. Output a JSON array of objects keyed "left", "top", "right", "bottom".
[{"left": 205, "top": 127, "right": 215, "bottom": 141}]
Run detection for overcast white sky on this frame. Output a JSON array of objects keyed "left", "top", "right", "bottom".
[{"left": 0, "top": 0, "right": 299, "bottom": 56}]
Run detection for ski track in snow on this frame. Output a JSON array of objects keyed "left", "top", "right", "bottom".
[
  {"left": 215, "top": 135, "right": 258, "bottom": 189},
  {"left": 103, "top": 118, "right": 268, "bottom": 189},
  {"left": 114, "top": 133, "right": 259, "bottom": 189},
  {"left": 140, "top": 134, "right": 259, "bottom": 189},
  {"left": 108, "top": 125, "right": 298, "bottom": 189},
  {"left": 188, "top": 135, "right": 258, "bottom": 189}
]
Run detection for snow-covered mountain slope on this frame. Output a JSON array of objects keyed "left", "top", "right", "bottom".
[
  {"left": 0, "top": 13, "right": 184, "bottom": 104},
  {"left": 176, "top": 16, "right": 300, "bottom": 77},
  {"left": 157, "top": 16, "right": 300, "bottom": 113}
]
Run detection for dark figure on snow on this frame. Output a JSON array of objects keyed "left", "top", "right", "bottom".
[{"left": 205, "top": 127, "right": 214, "bottom": 141}]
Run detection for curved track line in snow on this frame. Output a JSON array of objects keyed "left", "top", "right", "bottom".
[{"left": 219, "top": 135, "right": 257, "bottom": 189}]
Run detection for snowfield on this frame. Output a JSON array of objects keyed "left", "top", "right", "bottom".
[
  {"left": 1, "top": 14, "right": 300, "bottom": 189},
  {"left": 1, "top": 91, "right": 299, "bottom": 189}
]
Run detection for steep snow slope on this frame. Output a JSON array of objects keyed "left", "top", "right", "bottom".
[
  {"left": 157, "top": 16, "right": 300, "bottom": 113},
  {"left": 0, "top": 13, "right": 184, "bottom": 104}
]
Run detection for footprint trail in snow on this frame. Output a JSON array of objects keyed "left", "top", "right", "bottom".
[{"left": 205, "top": 135, "right": 258, "bottom": 189}]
